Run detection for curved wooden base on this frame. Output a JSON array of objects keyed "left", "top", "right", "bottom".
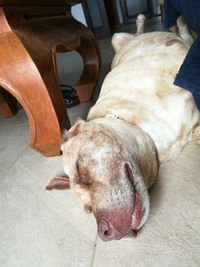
[{"left": 0, "top": 4, "right": 101, "bottom": 156}]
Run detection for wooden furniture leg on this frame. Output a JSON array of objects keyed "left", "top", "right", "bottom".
[
  {"left": 0, "top": 30, "right": 70, "bottom": 156},
  {"left": 0, "top": 2, "right": 101, "bottom": 156}
]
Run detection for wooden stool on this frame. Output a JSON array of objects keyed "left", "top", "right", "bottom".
[{"left": 0, "top": 0, "right": 101, "bottom": 156}]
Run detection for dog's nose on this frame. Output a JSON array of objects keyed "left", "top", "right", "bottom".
[
  {"left": 98, "top": 219, "right": 114, "bottom": 241},
  {"left": 98, "top": 219, "right": 121, "bottom": 241}
]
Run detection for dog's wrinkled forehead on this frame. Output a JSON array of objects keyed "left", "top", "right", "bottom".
[
  {"left": 61, "top": 121, "right": 123, "bottom": 181},
  {"left": 68, "top": 131, "right": 120, "bottom": 170},
  {"left": 62, "top": 120, "right": 122, "bottom": 158}
]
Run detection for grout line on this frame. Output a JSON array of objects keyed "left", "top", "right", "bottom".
[{"left": 90, "top": 234, "right": 99, "bottom": 267}]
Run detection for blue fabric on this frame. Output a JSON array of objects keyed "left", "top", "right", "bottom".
[
  {"left": 164, "top": 0, "right": 200, "bottom": 110},
  {"left": 164, "top": 0, "right": 200, "bottom": 33}
]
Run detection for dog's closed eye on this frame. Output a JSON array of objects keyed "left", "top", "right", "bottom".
[
  {"left": 74, "top": 174, "right": 93, "bottom": 186},
  {"left": 75, "top": 162, "right": 93, "bottom": 186}
]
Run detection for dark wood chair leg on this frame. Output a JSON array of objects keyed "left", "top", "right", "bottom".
[
  {"left": 76, "top": 34, "right": 101, "bottom": 102},
  {"left": 0, "top": 89, "right": 18, "bottom": 117}
]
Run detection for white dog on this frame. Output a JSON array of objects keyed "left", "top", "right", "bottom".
[{"left": 46, "top": 15, "right": 200, "bottom": 241}]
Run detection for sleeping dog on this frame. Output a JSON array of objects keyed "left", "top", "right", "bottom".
[{"left": 46, "top": 15, "right": 200, "bottom": 241}]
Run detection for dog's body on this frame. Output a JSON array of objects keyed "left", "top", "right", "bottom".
[
  {"left": 47, "top": 16, "right": 200, "bottom": 241},
  {"left": 88, "top": 31, "right": 200, "bottom": 162}
]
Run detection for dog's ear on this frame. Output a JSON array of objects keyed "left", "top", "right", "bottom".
[
  {"left": 45, "top": 176, "right": 70, "bottom": 190},
  {"left": 124, "top": 162, "right": 135, "bottom": 187},
  {"left": 61, "top": 118, "right": 84, "bottom": 146}
]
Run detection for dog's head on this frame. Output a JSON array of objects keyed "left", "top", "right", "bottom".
[{"left": 46, "top": 119, "right": 158, "bottom": 241}]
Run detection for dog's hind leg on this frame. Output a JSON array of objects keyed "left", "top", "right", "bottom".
[
  {"left": 177, "top": 16, "right": 195, "bottom": 48},
  {"left": 111, "top": 14, "right": 146, "bottom": 52},
  {"left": 136, "top": 14, "right": 146, "bottom": 35}
]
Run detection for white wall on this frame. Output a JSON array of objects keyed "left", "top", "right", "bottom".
[{"left": 71, "top": 4, "right": 88, "bottom": 26}]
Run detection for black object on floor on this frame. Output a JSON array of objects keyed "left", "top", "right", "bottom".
[{"left": 60, "top": 84, "right": 80, "bottom": 108}]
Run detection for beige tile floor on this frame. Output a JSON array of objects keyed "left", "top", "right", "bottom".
[{"left": 1, "top": 17, "right": 200, "bottom": 267}]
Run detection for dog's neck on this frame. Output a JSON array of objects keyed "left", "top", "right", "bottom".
[{"left": 90, "top": 117, "right": 158, "bottom": 188}]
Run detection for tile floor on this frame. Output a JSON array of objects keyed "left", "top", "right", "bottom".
[{"left": 1, "top": 17, "right": 200, "bottom": 267}]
